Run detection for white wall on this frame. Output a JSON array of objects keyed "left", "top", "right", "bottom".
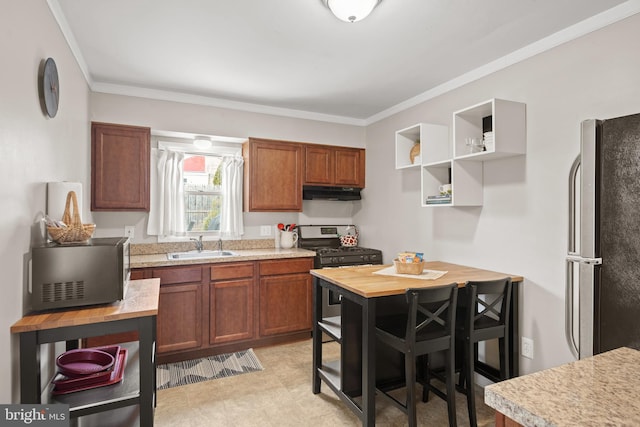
[
  {"left": 0, "top": 0, "right": 92, "bottom": 403},
  {"left": 355, "top": 13, "right": 640, "bottom": 374}
]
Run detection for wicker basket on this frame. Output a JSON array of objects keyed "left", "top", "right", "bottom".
[
  {"left": 394, "top": 259, "right": 425, "bottom": 275},
  {"left": 47, "top": 191, "right": 96, "bottom": 244}
]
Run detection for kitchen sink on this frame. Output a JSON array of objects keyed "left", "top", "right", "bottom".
[{"left": 167, "top": 250, "right": 238, "bottom": 260}]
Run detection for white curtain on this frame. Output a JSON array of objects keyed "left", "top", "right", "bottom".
[
  {"left": 219, "top": 155, "right": 244, "bottom": 237},
  {"left": 147, "top": 148, "right": 186, "bottom": 236}
]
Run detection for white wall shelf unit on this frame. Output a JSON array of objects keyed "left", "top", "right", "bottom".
[
  {"left": 396, "top": 98, "right": 526, "bottom": 207},
  {"left": 421, "top": 160, "right": 483, "bottom": 207},
  {"left": 453, "top": 98, "right": 526, "bottom": 161},
  {"left": 422, "top": 161, "right": 452, "bottom": 207},
  {"left": 395, "top": 123, "right": 449, "bottom": 169}
]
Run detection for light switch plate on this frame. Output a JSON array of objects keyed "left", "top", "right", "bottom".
[
  {"left": 521, "top": 337, "right": 534, "bottom": 359},
  {"left": 260, "top": 225, "right": 272, "bottom": 236}
]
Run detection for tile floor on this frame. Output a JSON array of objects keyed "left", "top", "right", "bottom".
[{"left": 153, "top": 339, "right": 495, "bottom": 426}]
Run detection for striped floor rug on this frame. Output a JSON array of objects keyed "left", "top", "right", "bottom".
[{"left": 156, "top": 348, "right": 263, "bottom": 390}]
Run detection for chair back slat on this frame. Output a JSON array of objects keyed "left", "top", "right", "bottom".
[
  {"left": 465, "top": 278, "right": 512, "bottom": 333},
  {"left": 405, "top": 284, "right": 458, "bottom": 342}
]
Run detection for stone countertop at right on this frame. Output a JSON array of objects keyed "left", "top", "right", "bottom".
[{"left": 484, "top": 346, "right": 640, "bottom": 427}]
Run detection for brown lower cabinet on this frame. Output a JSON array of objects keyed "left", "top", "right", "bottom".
[
  {"left": 259, "top": 258, "right": 313, "bottom": 336},
  {"left": 209, "top": 262, "right": 255, "bottom": 344},
  {"left": 122, "top": 257, "right": 314, "bottom": 363},
  {"left": 495, "top": 412, "right": 524, "bottom": 427}
]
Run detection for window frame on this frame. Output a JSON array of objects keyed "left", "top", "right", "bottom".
[{"left": 155, "top": 135, "right": 243, "bottom": 243}]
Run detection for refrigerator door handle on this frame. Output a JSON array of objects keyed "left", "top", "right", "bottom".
[
  {"left": 566, "top": 254, "right": 602, "bottom": 265},
  {"left": 566, "top": 154, "right": 581, "bottom": 359},
  {"left": 565, "top": 258, "right": 579, "bottom": 359}
]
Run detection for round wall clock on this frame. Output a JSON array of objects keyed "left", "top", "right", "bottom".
[{"left": 39, "top": 57, "right": 59, "bottom": 118}]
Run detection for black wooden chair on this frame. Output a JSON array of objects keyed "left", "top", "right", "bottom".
[
  {"left": 457, "top": 278, "right": 512, "bottom": 427},
  {"left": 375, "top": 283, "right": 458, "bottom": 427}
]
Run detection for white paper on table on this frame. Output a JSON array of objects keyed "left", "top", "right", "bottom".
[{"left": 373, "top": 266, "right": 448, "bottom": 280}]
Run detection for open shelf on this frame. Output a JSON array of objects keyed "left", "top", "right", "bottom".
[
  {"left": 43, "top": 342, "right": 142, "bottom": 418},
  {"left": 453, "top": 98, "right": 526, "bottom": 160},
  {"left": 318, "top": 316, "right": 342, "bottom": 342},
  {"left": 395, "top": 123, "right": 449, "bottom": 169},
  {"left": 318, "top": 360, "right": 341, "bottom": 391},
  {"left": 422, "top": 161, "right": 452, "bottom": 207}
]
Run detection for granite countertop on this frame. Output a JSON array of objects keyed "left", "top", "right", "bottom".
[
  {"left": 131, "top": 247, "right": 316, "bottom": 268},
  {"left": 484, "top": 347, "right": 640, "bottom": 426}
]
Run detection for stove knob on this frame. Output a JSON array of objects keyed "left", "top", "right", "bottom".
[
  {"left": 363, "top": 255, "right": 369, "bottom": 262},
  {"left": 339, "top": 256, "right": 345, "bottom": 263}
]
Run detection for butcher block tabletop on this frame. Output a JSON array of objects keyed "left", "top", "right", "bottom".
[
  {"left": 10, "top": 278, "right": 160, "bottom": 334},
  {"left": 310, "top": 261, "right": 523, "bottom": 298}
]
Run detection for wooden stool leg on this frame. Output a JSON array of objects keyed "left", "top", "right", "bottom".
[
  {"left": 500, "top": 335, "right": 510, "bottom": 380},
  {"left": 445, "top": 348, "right": 458, "bottom": 427},
  {"left": 465, "top": 340, "right": 478, "bottom": 427},
  {"left": 422, "top": 355, "right": 431, "bottom": 402},
  {"left": 406, "top": 353, "right": 417, "bottom": 427}
]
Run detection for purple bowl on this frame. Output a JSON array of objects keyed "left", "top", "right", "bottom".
[{"left": 56, "top": 349, "right": 115, "bottom": 377}]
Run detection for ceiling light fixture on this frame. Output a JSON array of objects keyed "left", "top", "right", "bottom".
[
  {"left": 193, "top": 139, "right": 212, "bottom": 149},
  {"left": 322, "top": 0, "right": 382, "bottom": 23}
]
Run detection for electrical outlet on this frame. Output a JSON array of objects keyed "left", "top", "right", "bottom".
[
  {"left": 260, "top": 225, "right": 272, "bottom": 236},
  {"left": 522, "top": 337, "right": 534, "bottom": 359},
  {"left": 125, "top": 226, "right": 135, "bottom": 240}
]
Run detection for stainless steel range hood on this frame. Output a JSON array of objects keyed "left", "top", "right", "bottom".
[{"left": 302, "top": 186, "right": 361, "bottom": 201}]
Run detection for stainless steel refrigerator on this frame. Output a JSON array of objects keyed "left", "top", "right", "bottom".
[{"left": 566, "top": 113, "right": 640, "bottom": 359}]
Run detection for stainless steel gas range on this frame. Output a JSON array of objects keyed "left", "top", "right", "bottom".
[{"left": 297, "top": 225, "right": 383, "bottom": 318}]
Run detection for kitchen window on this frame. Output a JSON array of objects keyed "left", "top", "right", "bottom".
[
  {"left": 148, "top": 137, "right": 244, "bottom": 239},
  {"left": 183, "top": 154, "right": 223, "bottom": 232}
]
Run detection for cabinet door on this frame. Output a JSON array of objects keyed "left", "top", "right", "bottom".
[
  {"left": 153, "top": 266, "right": 204, "bottom": 354},
  {"left": 157, "top": 283, "right": 203, "bottom": 353},
  {"left": 91, "top": 122, "right": 150, "bottom": 211},
  {"left": 334, "top": 148, "right": 365, "bottom": 187},
  {"left": 243, "top": 138, "right": 303, "bottom": 212},
  {"left": 210, "top": 278, "right": 255, "bottom": 344},
  {"left": 259, "top": 273, "right": 312, "bottom": 336},
  {"left": 304, "top": 145, "right": 334, "bottom": 185}
]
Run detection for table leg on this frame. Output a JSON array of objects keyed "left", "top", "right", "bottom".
[
  {"left": 138, "top": 316, "right": 155, "bottom": 427},
  {"left": 362, "top": 298, "right": 376, "bottom": 426},
  {"left": 312, "top": 277, "right": 322, "bottom": 394},
  {"left": 19, "top": 332, "right": 40, "bottom": 403},
  {"left": 510, "top": 281, "right": 520, "bottom": 378}
]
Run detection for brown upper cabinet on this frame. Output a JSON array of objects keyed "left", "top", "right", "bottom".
[
  {"left": 243, "top": 138, "right": 304, "bottom": 212},
  {"left": 91, "top": 122, "right": 150, "bottom": 211},
  {"left": 304, "top": 145, "right": 365, "bottom": 188},
  {"left": 243, "top": 138, "right": 366, "bottom": 212}
]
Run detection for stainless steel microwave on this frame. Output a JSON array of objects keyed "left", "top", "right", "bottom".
[{"left": 30, "top": 237, "right": 130, "bottom": 311}]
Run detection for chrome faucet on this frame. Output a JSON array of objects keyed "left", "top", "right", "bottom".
[
  {"left": 190, "top": 235, "right": 204, "bottom": 252},
  {"left": 218, "top": 238, "right": 223, "bottom": 252}
]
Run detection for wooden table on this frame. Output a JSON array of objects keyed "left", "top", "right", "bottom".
[
  {"left": 11, "top": 278, "right": 160, "bottom": 427},
  {"left": 310, "top": 262, "right": 523, "bottom": 427}
]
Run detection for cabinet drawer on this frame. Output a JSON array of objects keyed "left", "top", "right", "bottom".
[
  {"left": 211, "top": 262, "right": 254, "bottom": 281},
  {"left": 153, "top": 266, "right": 203, "bottom": 285},
  {"left": 259, "top": 258, "right": 314, "bottom": 276}
]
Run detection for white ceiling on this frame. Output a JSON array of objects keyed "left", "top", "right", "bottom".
[{"left": 51, "top": 0, "right": 638, "bottom": 125}]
